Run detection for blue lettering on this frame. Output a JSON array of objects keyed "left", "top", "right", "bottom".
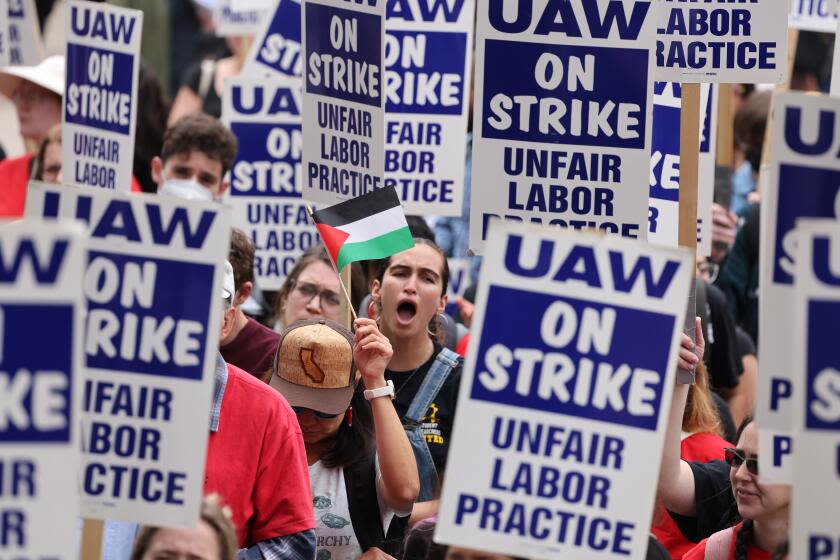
[
  {"left": 91, "top": 200, "right": 142, "bottom": 241},
  {"left": 773, "top": 435, "right": 792, "bottom": 467},
  {"left": 608, "top": 251, "right": 679, "bottom": 298},
  {"left": 581, "top": 0, "right": 649, "bottom": 40},
  {"left": 770, "top": 378, "right": 793, "bottom": 411},
  {"left": 504, "top": 234, "right": 553, "bottom": 278},
  {"left": 810, "top": 535, "right": 834, "bottom": 559},
  {"left": 0, "top": 239, "right": 68, "bottom": 284},
  {"left": 784, "top": 107, "right": 836, "bottom": 156},
  {"left": 146, "top": 206, "right": 216, "bottom": 249},
  {"left": 813, "top": 237, "right": 840, "bottom": 286},
  {"left": 387, "top": 0, "right": 465, "bottom": 22},
  {"left": 70, "top": 5, "right": 137, "bottom": 44},
  {"left": 455, "top": 493, "right": 479, "bottom": 524},
  {"left": 553, "top": 245, "right": 602, "bottom": 287}
]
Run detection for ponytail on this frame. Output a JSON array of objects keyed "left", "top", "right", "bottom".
[{"left": 733, "top": 519, "right": 754, "bottom": 560}]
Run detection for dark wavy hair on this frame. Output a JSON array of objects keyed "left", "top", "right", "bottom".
[{"left": 320, "top": 383, "right": 374, "bottom": 469}]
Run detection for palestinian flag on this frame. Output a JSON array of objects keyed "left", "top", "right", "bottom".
[{"left": 311, "top": 186, "right": 414, "bottom": 271}]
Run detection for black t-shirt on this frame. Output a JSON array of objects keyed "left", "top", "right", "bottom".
[
  {"left": 704, "top": 282, "right": 743, "bottom": 390},
  {"left": 736, "top": 326, "right": 757, "bottom": 358},
  {"left": 385, "top": 343, "right": 462, "bottom": 474},
  {"left": 183, "top": 60, "right": 222, "bottom": 118},
  {"left": 670, "top": 460, "right": 736, "bottom": 543}
]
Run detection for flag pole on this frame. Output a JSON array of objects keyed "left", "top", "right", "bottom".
[{"left": 307, "top": 205, "right": 358, "bottom": 324}]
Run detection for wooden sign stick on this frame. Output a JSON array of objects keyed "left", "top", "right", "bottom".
[{"left": 80, "top": 519, "right": 104, "bottom": 559}]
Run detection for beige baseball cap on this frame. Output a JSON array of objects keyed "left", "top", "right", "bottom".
[{"left": 270, "top": 319, "right": 356, "bottom": 415}]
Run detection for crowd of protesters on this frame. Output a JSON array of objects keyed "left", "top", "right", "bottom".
[{"left": 0, "top": 2, "right": 834, "bottom": 559}]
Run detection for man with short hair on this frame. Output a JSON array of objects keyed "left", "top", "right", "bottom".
[
  {"left": 212, "top": 261, "right": 315, "bottom": 556},
  {"left": 221, "top": 229, "right": 281, "bottom": 383},
  {"left": 152, "top": 112, "right": 238, "bottom": 200}
]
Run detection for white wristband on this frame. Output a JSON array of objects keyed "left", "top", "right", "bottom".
[{"left": 364, "top": 380, "right": 395, "bottom": 400}]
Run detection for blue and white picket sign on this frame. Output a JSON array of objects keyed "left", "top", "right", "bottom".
[
  {"left": 795, "top": 224, "right": 840, "bottom": 552},
  {"left": 648, "top": 82, "right": 681, "bottom": 248},
  {"left": 62, "top": 1, "right": 142, "bottom": 192},
  {"left": 215, "top": 0, "right": 269, "bottom": 37},
  {"left": 697, "top": 83, "right": 719, "bottom": 258},
  {"left": 222, "top": 77, "right": 319, "bottom": 290},
  {"left": 301, "top": 0, "right": 386, "bottom": 205},
  {"left": 243, "top": 0, "right": 302, "bottom": 78},
  {"left": 757, "top": 92, "right": 840, "bottom": 483},
  {"left": 7, "top": 0, "right": 43, "bottom": 66},
  {"left": 384, "top": 0, "right": 474, "bottom": 216},
  {"left": 655, "top": 0, "right": 788, "bottom": 83},
  {"left": 437, "top": 221, "right": 693, "bottom": 560},
  {"left": 790, "top": 220, "right": 840, "bottom": 560},
  {"left": 444, "top": 257, "right": 472, "bottom": 317},
  {"left": 0, "top": 220, "right": 84, "bottom": 558},
  {"left": 25, "top": 182, "right": 232, "bottom": 526},
  {"left": 790, "top": 0, "right": 837, "bottom": 33},
  {"left": 469, "top": 0, "right": 658, "bottom": 254},
  {"left": 0, "top": 1, "right": 9, "bottom": 68}
]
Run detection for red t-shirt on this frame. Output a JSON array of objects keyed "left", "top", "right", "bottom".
[
  {"left": 652, "top": 432, "right": 732, "bottom": 559},
  {"left": 683, "top": 523, "right": 773, "bottom": 560},
  {"left": 0, "top": 153, "right": 34, "bottom": 218},
  {"left": 205, "top": 364, "right": 314, "bottom": 547},
  {"left": 0, "top": 152, "right": 143, "bottom": 218},
  {"left": 220, "top": 317, "right": 281, "bottom": 383}
]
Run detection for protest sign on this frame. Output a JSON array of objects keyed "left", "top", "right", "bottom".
[
  {"left": 215, "top": 0, "right": 268, "bottom": 36},
  {"left": 384, "top": 0, "right": 474, "bottom": 216},
  {"left": 444, "top": 257, "right": 472, "bottom": 317},
  {"left": 790, "top": 219, "right": 840, "bottom": 560},
  {"left": 223, "top": 77, "right": 319, "bottom": 290},
  {"left": 243, "top": 0, "right": 302, "bottom": 78},
  {"left": 7, "top": 0, "right": 42, "bottom": 65},
  {"left": 63, "top": 1, "right": 142, "bottom": 192},
  {"left": 25, "top": 182, "right": 231, "bottom": 526},
  {"left": 757, "top": 92, "right": 840, "bottom": 482},
  {"left": 655, "top": 0, "right": 788, "bottom": 83},
  {"left": 437, "top": 221, "right": 693, "bottom": 559},
  {"left": 301, "top": 0, "right": 386, "bottom": 206},
  {"left": 697, "top": 83, "right": 718, "bottom": 257},
  {"left": 0, "top": 1, "right": 8, "bottom": 67},
  {"left": 0, "top": 221, "right": 84, "bottom": 557},
  {"left": 233, "top": 0, "right": 275, "bottom": 9},
  {"left": 789, "top": 0, "right": 837, "bottom": 32},
  {"left": 469, "top": 0, "right": 658, "bottom": 253},
  {"left": 648, "top": 82, "right": 681, "bottom": 247}
]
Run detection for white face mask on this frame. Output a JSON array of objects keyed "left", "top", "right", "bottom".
[{"left": 159, "top": 178, "right": 214, "bottom": 202}]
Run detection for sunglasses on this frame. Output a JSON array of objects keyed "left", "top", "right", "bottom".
[
  {"left": 724, "top": 447, "right": 759, "bottom": 476},
  {"left": 292, "top": 406, "right": 341, "bottom": 420}
]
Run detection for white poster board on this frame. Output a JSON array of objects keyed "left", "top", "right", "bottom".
[
  {"left": 25, "top": 183, "right": 231, "bottom": 526},
  {"left": 758, "top": 92, "right": 840, "bottom": 482},
  {"left": 790, "top": 219, "right": 840, "bottom": 560},
  {"left": 384, "top": 0, "right": 474, "bottom": 216},
  {"left": 243, "top": 0, "right": 302, "bottom": 78},
  {"left": 655, "top": 0, "right": 789, "bottom": 83},
  {"left": 468, "top": 0, "right": 658, "bottom": 254},
  {"left": 0, "top": 220, "right": 84, "bottom": 557},
  {"left": 789, "top": 0, "right": 837, "bottom": 32},
  {"left": 7, "top": 0, "right": 42, "bottom": 65},
  {"left": 215, "top": 0, "right": 268, "bottom": 37},
  {"left": 63, "top": 1, "right": 143, "bottom": 192},
  {"left": 697, "top": 83, "right": 719, "bottom": 257},
  {"left": 648, "top": 82, "right": 681, "bottom": 247},
  {"left": 0, "top": 0, "right": 9, "bottom": 67},
  {"left": 222, "top": 77, "right": 319, "bottom": 290},
  {"left": 301, "top": 0, "right": 386, "bottom": 206},
  {"left": 437, "top": 221, "right": 693, "bottom": 560}
]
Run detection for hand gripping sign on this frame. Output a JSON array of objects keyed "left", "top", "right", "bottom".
[
  {"left": 25, "top": 182, "right": 232, "bottom": 526},
  {"left": 437, "top": 221, "right": 693, "bottom": 560},
  {"left": 384, "top": 0, "right": 475, "bottom": 216},
  {"left": 757, "top": 92, "right": 840, "bottom": 483},
  {"left": 63, "top": 1, "right": 143, "bottom": 191},
  {"left": 301, "top": 0, "right": 386, "bottom": 206},
  {"left": 222, "top": 77, "right": 319, "bottom": 289},
  {"left": 655, "top": 0, "right": 789, "bottom": 83},
  {"left": 468, "top": 0, "right": 658, "bottom": 254},
  {"left": 0, "top": 221, "right": 84, "bottom": 558},
  {"left": 790, "top": 220, "right": 840, "bottom": 560}
]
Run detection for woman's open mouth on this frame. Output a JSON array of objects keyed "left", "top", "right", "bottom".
[{"left": 396, "top": 300, "right": 417, "bottom": 325}]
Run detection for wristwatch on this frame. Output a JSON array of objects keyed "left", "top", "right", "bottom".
[{"left": 364, "top": 380, "right": 395, "bottom": 401}]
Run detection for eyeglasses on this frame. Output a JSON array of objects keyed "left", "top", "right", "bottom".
[
  {"left": 724, "top": 447, "right": 759, "bottom": 476},
  {"left": 291, "top": 406, "right": 341, "bottom": 420},
  {"left": 293, "top": 281, "right": 341, "bottom": 309}
]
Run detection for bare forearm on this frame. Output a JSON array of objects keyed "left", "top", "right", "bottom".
[
  {"left": 370, "top": 396, "right": 419, "bottom": 510},
  {"left": 409, "top": 499, "right": 440, "bottom": 526}
]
